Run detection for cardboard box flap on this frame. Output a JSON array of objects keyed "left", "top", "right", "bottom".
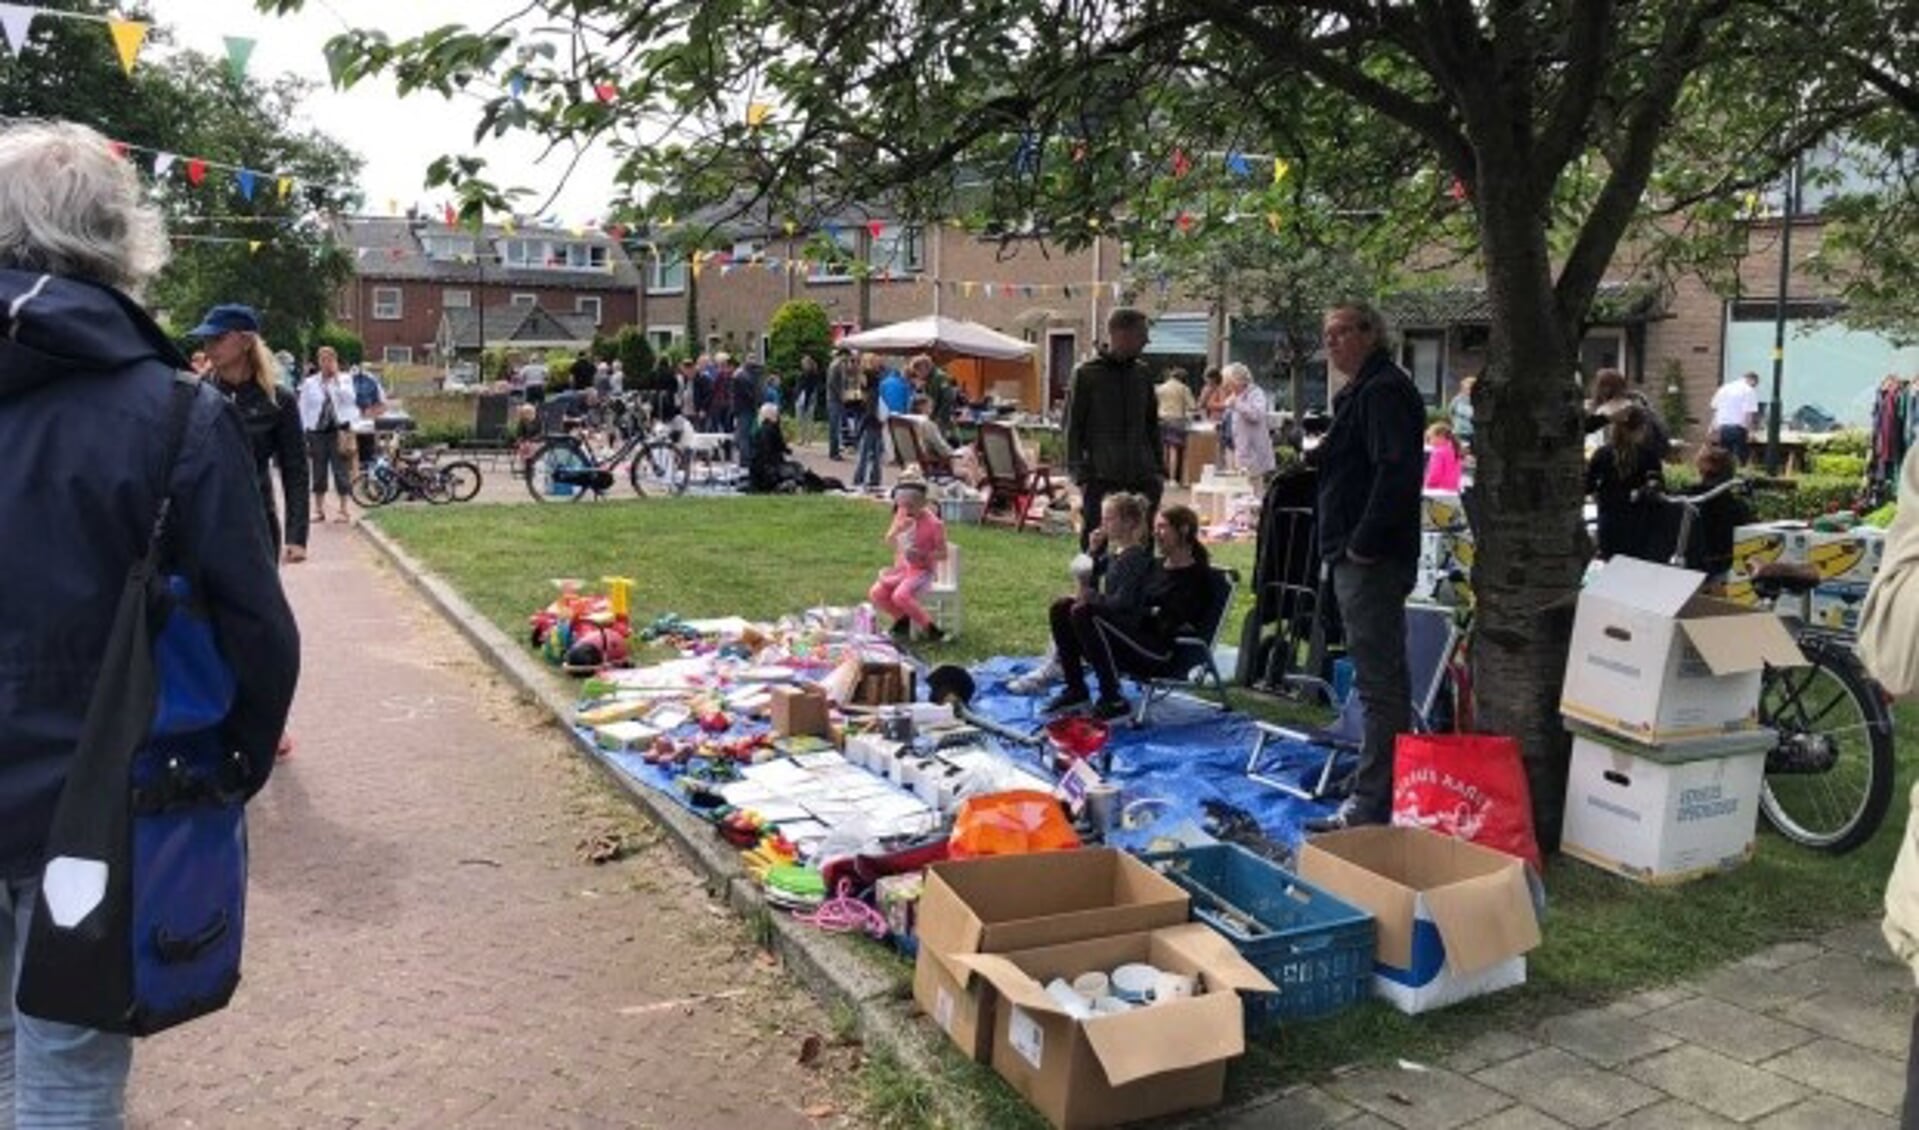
[
  {"left": 917, "top": 874, "right": 986, "bottom": 985},
  {"left": 1156, "top": 922, "right": 1279, "bottom": 995},
  {"left": 1586, "top": 556, "right": 1704, "bottom": 618},
  {"left": 1420, "top": 870, "right": 1541, "bottom": 975},
  {"left": 1297, "top": 832, "right": 1420, "bottom": 969},
  {"left": 1080, "top": 992, "right": 1244, "bottom": 1087},
  {"left": 949, "top": 952, "right": 1068, "bottom": 1017},
  {"left": 1678, "top": 611, "right": 1806, "bottom": 673}
]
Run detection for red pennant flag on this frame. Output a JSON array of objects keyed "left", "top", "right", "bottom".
[
  {"left": 867, "top": 220, "right": 885, "bottom": 238},
  {"left": 444, "top": 203, "right": 456, "bottom": 228},
  {"left": 107, "top": 140, "right": 128, "bottom": 160},
  {"left": 185, "top": 158, "right": 207, "bottom": 186},
  {"left": 1449, "top": 176, "right": 1470, "bottom": 202},
  {"left": 1175, "top": 211, "right": 1194, "bottom": 233},
  {"left": 594, "top": 82, "right": 618, "bottom": 103},
  {"left": 1172, "top": 148, "right": 1191, "bottom": 178}
]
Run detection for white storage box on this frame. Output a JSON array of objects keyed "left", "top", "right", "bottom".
[
  {"left": 1561, "top": 728, "right": 1774, "bottom": 884},
  {"left": 1560, "top": 557, "right": 1804, "bottom": 743}
]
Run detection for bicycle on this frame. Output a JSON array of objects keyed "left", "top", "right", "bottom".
[
  {"left": 1659, "top": 476, "right": 1895, "bottom": 854},
  {"left": 522, "top": 399, "right": 687, "bottom": 502},
  {"left": 351, "top": 438, "right": 482, "bottom": 507}
]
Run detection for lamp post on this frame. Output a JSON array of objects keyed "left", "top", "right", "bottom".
[{"left": 1765, "top": 158, "right": 1798, "bottom": 476}]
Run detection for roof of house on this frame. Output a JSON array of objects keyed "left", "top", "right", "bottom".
[
  {"left": 1385, "top": 280, "right": 1667, "bottom": 329},
  {"left": 440, "top": 304, "right": 602, "bottom": 349},
  {"left": 336, "top": 215, "right": 642, "bottom": 289}
]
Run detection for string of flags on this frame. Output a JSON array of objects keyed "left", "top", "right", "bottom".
[{"left": 0, "top": 3, "right": 258, "bottom": 81}]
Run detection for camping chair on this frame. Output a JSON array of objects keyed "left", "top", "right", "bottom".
[
  {"left": 887, "top": 415, "right": 954, "bottom": 479},
  {"left": 1129, "top": 566, "right": 1240, "bottom": 727},
  {"left": 1246, "top": 602, "right": 1459, "bottom": 800},
  {"left": 978, "top": 421, "right": 1058, "bottom": 532}
]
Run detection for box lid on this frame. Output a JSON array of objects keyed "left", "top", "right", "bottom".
[
  {"left": 1585, "top": 556, "right": 1704, "bottom": 618},
  {"left": 1563, "top": 717, "right": 1779, "bottom": 762},
  {"left": 1676, "top": 605, "right": 1807, "bottom": 672}
]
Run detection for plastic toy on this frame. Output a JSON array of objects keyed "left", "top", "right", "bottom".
[{"left": 528, "top": 577, "right": 635, "bottom": 676}]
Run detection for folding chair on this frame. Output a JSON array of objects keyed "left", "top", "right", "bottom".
[
  {"left": 977, "top": 421, "right": 1058, "bottom": 532},
  {"left": 1130, "top": 566, "right": 1239, "bottom": 726},
  {"left": 1246, "top": 602, "right": 1459, "bottom": 799},
  {"left": 887, "top": 415, "right": 954, "bottom": 479},
  {"left": 921, "top": 544, "right": 963, "bottom": 639}
]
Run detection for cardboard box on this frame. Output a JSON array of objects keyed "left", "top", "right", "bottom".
[
  {"left": 1560, "top": 557, "right": 1805, "bottom": 743},
  {"left": 1561, "top": 729, "right": 1774, "bottom": 884},
  {"left": 1730, "top": 522, "right": 1795, "bottom": 578},
  {"left": 1421, "top": 491, "right": 1468, "bottom": 532},
  {"left": 912, "top": 849, "right": 1189, "bottom": 1063},
  {"left": 851, "top": 661, "right": 917, "bottom": 706},
  {"left": 954, "top": 924, "right": 1276, "bottom": 1130},
  {"left": 1298, "top": 826, "right": 1541, "bottom": 1015},
  {"left": 1787, "top": 528, "right": 1884, "bottom": 584},
  {"left": 1809, "top": 580, "right": 1871, "bottom": 632},
  {"left": 768, "top": 684, "right": 830, "bottom": 738}
]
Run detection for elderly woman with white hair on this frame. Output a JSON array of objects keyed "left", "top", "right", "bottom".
[
  {"left": 1222, "top": 362, "right": 1276, "bottom": 495},
  {"left": 0, "top": 121, "right": 300, "bottom": 1123}
]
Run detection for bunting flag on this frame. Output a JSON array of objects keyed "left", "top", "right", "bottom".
[
  {"left": 235, "top": 169, "right": 257, "bottom": 200},
  {"left": 502, "top": 217, "right": 516, "bottom": 235},
  {"left": 1225, "top": 151, "right": 1250, "bottom": 178},
  {"left": 1274, "top": 157, "right": 1290, "bottom": 184},
  {"left": 186, "top": 158, "right": 207, "bottom": 186},
  {"left": 1176, "top": 211, "right": 1194, "bottom": 233},
  {"left": 745, "top": 102, "right": 771, "bottom": 127},
  {"left": 866, "top": 219, "right": 884, "bottom": 238},
  {"left": 593, "top": 81, "right": 618, "bottom": 103},
  {"left": 153, "top": 152, "right": 176, "bottom": 178},
  {"left": 1171, "top": 148, "right": 1191, "bottom": 179},
  {"left": 223, "top": 35, "right": 255, "bottom": 81},
  {"left": 248, "top": 239, "right": 262, "bottom": 254},
  {"left": 277, "top": 176, "right": 293, "bottom": 201},
  {"left": 443, "top": 202, "right": 457, "bottom": 228},
  {"left": 107, "top": 18, "right": 146, "bottom": 75},
  {"left": 783, "top": 219, "right": 797, "bottom": 236},
  {"left": 0, "top": 5, "right": 33, "bottom": 56},
  {"left": 1449, "top": 176, "right": 1470, "bottom": 202},
  {"left": 983, "top": 283, "right": 995, "bottom": 298},
  {"left": 962, "top": 281, "right": 975, "bottom": 297},
  {"left": 507, "top": 73, "right": 527, "bottom": 100},
  {"left": 1266, "top": 211, "right": 1283, "bottom": 234}
]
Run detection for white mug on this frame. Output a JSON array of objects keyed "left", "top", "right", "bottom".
[{"left": 1154, "top": 971, "right": 1197, "bottom": 1003}]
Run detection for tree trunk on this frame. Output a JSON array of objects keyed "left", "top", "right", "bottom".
[{"left": 1468, "top": 184, "right": 1589, "bottom": 852}]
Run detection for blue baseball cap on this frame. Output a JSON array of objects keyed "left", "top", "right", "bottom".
[{"left": 188, "top": 304, "right": 260, "bottom": 338}]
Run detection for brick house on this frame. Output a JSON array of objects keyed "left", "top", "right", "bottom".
[{"left": 332, "top": 216, "right": 641, "bottom": 367}]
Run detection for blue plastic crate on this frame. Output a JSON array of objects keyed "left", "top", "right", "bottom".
[{"left": 1139, "top": 843, "right": 1374, "bottom": 1030}]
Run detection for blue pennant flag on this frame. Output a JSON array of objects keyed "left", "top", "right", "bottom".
[
  {"left": 1225, "top": 151, "right": 1250, "bottom": 178},
  {"left": 235, "top": 169, "right": 257, "bottom": 200}
]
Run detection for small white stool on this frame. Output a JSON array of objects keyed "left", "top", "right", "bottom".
[
  {"left": 1191, "top": 477, "right": 1251, "bottom": 524},
  {"left": 922, "top": 545, "right": 963, "bottom": 638}
]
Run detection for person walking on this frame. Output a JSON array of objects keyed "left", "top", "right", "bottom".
[
  {"left": 193, "top": 304, "right": 310, "bottom": 560},
  {"left": 1065, "top": 307, "right": 1163, "bottom": 550},
  {"left": 1222, "top": 363, "right": 1275, "bottom": 496},
  {"left": 853, "top": 355, "right": 886, "bottom": 490},
  {"left": 1156, "top": 366, "right": 1197, "bottom": 481},
  {"left": 0, "top": 119, "right": 301, "bottom": 1127},
  {"left": 299, "top": 346, "right": 360, "bottom": 523},
  {"left": 1710, "top": 371, "right": 1761, "bottom": 465},
  {"left": 349, "top": 360, "right": 387, "bottom": 474},
  {"left": 825, "top": 347, "right": 852, "bottom": 460},
  {"left": 1304, "top": 301, "right": 1426, "bottom": 833}
]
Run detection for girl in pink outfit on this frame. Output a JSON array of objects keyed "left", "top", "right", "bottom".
[
  {"left": 1424, "top": 421, "right": 1463, "bottom": 491},
  {"left": 869, "top": 473, "right": 948, "bottom": 642}
]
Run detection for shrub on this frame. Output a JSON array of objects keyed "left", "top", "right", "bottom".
[
  {"left": 1750, "top": 474, "right": 1866, "bottom": 523},
  {"left": 590, "top": 333, "right": 620, "bottom": 363},
  {"left": 1810, "top": 452, "right": 1866, "bottom": 479},
  {"left": 310, "top": 323, "right": 365, "bottom": 368},
  {"left": 766, "top": 300, "right": 832, "bottom": 381},
  {"left": 615, "top": 325, "right": 655, "bottom": 384}
]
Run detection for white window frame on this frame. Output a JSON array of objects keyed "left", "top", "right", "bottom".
[
  {"left": 732, "top": 239, "right": 764, "bottom": 263},
  {"left": 421, "top": 235, "right": 468, "bottom": 262},
  {"left": 576, "top": 296, "right": 603, "bottom": 326},
  {"left": 510, "top": 293, "right": 538, "bottom": 307},
  {"left": 867, "top": 223, "right": 923, "bottom": 275},
  {"left": 443, "top": 289, "right": 472, "bottom": 309},
  {"left": 372, "top": 286, "right": 402, "bottom": 321},
  {"left": 562, "top": 243, "right": 608, "bottom": 270},
  {"left": 649, "top": 254, "right": 686, "bottom": 294},
  {"left": 647, "top": 326, "right": 679, "bottom": 352},
  {"left": 382, "top": 345, "right": 414, "bottom": 364},
  {"left": 809, "top": 228, "right": 860, "bottom": 282}
]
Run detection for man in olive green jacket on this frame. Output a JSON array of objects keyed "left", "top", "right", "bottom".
[{"left": 1065, "top": 308, "right": 1163, "bottom": 550}]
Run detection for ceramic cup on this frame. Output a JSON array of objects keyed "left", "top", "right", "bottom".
[
  {"left": 1154, "top": 971, "right": 1198, "bottom": 1003},
  {"left": 1072, "top": 972, "right": 1111, "bottom": 1000},
  {"left": 1092, "top": 996, "right": 1134, "bottom": 1016}
]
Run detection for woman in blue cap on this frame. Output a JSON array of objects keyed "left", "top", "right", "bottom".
[{"left": 192, "top": 304, "right": 310, "bottom": 559}]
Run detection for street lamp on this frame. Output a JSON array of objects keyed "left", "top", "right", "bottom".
[{"left": 1766, "top": 158, "right": 1799, "bottom": 476}]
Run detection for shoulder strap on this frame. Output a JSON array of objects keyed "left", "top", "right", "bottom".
[{"left": 145, "top": 375, "right": 198, "bottom": 569}]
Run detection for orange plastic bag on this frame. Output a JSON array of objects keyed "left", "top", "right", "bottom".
[
  {"left": 948, "top": 790, "right": 1081, "bottom": 859},
  {"left": 1392, "top": 733, "right": 1542, "bottom": 871}
]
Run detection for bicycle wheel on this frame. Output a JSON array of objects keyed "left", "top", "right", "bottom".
[
  {"left": 629, "top": 440, "right": 688, "bottom": 497},
  {"left": 1758, "top": 634, "right": 1896, "bottom": 853},
  {"left": 350, "top": 469, "right": 393, "bottom": 508},
  {"left": 440, "top": 460, "right": 484, "bottom": 502},
  {"left": 525, "top": 440, "right": 591, "bottom": 503}
]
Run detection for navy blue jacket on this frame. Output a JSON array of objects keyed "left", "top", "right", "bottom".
[
  {"left": 0, "top": 270, "right": 301, "bottom": 879},
  {"left": 1311, "top": 350, "right": 1427, "bottom": 564}
]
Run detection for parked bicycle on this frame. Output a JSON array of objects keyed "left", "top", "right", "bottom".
[
  {"left": 351, "top": 437, "right": 482, "bottom": 507},
  {"left": 523, "top": 397, "right": 686, "bottom": 502},
  {"left": 1660, "top": 476, "right": 1895, "bottom": 854}
]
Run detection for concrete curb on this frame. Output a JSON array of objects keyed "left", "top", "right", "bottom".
[{"left": 355, "top": 519, "right": 988, "bottom": 1126}]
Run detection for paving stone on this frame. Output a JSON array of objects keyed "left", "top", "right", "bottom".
[
  {"left": 1752, "top": 1094, "right": 1899, "bottom": 1130},
  {"left": 1623, "top": 1044, "right": 1808, "bottom": 1123},
  {"left": 1473, "top": 1047, "right": 1660, "bottom": 1128},
  {"left": 1198, "top": 1086, "right": 1360, "bottom": 1129},
  {"left": 1791, "top": 951, "right": 1914, "bottom": 1001},
  {"left": 1639, "top": 996, "right": 1817, "bottom": 1063},
  {"left": 1600, "top": 984, "right": 1697, "bottom": 1019},
  {"left": 1468, "top": 1105, "right": 1570, "bottom": 1129},
  {"left": 1441, "top": 1029, "right": 1543, "bottom": 1074},
  {"left": 1759, "top": 1037, "right": 1906, "bottom": 1117},
  {"left": 1535, "top": 1009, "right": 1679, "bottom": 1069},
  {"left": 1776, "top": 990, "right": 1912, "bottom": 1057},
  {"left": 1331, "top": 1062, "right": 1514, "bottom": 1129},
  {"left": 1742, "top": 941, "right": 1829, "bottom": 970},
  {"left": 1600, "top": 1098, "right": 1741, "bottom": 1129},
  {"left": 1820, "top": 919, "right": 1905, "bottom": 966},
  {"left": 1692, "top": 957, "right": 1828, "bottom": 1013}
]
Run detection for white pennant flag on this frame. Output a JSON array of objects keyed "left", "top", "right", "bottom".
[
  {"left": 0, "top": 4, "right": 35, "bottom": 56},
  {"left": 153, "top": 152, "right": 176, "bottom": 179}
]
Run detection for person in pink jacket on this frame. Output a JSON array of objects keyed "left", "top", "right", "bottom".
[
  {"left": 1424, "top": 421, "right": 1463, "bottom": 491},
  {"left": 868, "top": 469, "right": 948, "bottom": 642}
]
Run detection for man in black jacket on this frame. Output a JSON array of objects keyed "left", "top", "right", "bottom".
[
  {"left": 1306, "top": 301, "right": 1427, "bottom": 832},
  {"left": 1065, "top": 308, "right": 1163, "bottom": 550}
]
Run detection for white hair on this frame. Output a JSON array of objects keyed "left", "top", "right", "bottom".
[
  {"left": 0, "top": 121, "right": 168, "bottom": 298},
  {"left": 1222, "top": 362, "right": 1253, "bottom": 386}
]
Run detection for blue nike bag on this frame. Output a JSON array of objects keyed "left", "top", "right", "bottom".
[{"left": 17, "top": 378, "right": 250, "bottom": 1035}]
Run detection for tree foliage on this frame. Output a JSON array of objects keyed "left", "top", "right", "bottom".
[
  {"left": 310, "top": 323, "right": 364, "bottom": 367},
  {"left": 614, "top": 324, "right": 654, "bottom": 382},
  {"left": 765, "top": 300, "right": 830, "bottom": 384}
]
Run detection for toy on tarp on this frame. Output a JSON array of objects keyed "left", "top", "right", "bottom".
[
  {"left": 529, "top": 577, "right": 636, "bottom": 675},
  {"left": 1045, "top": 715, "right": 1112, "bottom": 772},
  {"left": 947, "top": 789, "right": 1081, "bottom": 858}
]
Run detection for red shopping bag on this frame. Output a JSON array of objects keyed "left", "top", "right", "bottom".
[{"left": 1392, "top": 733, "right": 1542, "bottom": 871}]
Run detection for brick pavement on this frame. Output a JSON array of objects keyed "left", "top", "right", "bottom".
[{"left": 126, "top": 521, "right": 857, "bottom": 1130}]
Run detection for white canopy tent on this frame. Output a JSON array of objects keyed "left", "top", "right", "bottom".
[{"left": 838, "top": 315, "right": 1042, "bottom": 408}]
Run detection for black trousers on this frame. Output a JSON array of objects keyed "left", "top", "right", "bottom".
[
  {"left": 1048, "top": 597, "right": 1173, "bottom": 699},
  {"left": 1078, "top": 478, "right": 1165, "bottom": 551}
]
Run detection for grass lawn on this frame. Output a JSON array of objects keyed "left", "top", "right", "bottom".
[{"left": 374, "top": 495, "right": 1911, "bottom": 1122}]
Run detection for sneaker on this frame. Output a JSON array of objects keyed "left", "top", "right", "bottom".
[
  {"left": 1092, "top": 695, "right": 1132, "bottom": 721},
  {"left": 1303, "top": 800, "right": 1383, "bottom": 835},
  {"left": 1008, "top": 656, "right": 1063, "bottom": 695},
  {"left": 889, "top": 618, "right": 912, "bottom": 639},
  {"left": 920, "top": 625, "right": 946, "bottom": 644},
  {"left": 1042, "top": 686, "right": 1091, "bottom": 715}
]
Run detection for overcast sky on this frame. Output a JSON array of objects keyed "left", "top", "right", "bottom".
[{"left": 154, "top": 0, "right": 623, "bottom": 221}]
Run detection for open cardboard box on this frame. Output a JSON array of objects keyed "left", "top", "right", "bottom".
[
  {"left": 1560, "top": 556, "right": 1804, "bottom": 743},
  {"left": 1298, "top": 825, "right": 1541, "bottom": 1014},
  {"left": 913, "top": 849, "right": 1189, "bottom": 1063},
  {"left": 955, "top": 923, "right": 1276, "bottom": 1130},
  {"left": 768, "top": 684, "right": 830, "bottom": 738}
]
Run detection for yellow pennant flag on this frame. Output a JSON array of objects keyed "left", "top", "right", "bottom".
[
  {"left": 1266, "top": 211, "right": 1283, "bottom": 234},
  {"left": 1273, "top": 157, "right": 1291, "bottom": 184},
  {"left": 503, "top": 218, "right": 517, "bottom": 235},
  {"left": 745, "top": 102, "right": 771, "bottom": 127},
  {"left": 962, "top": 281, "right": 975, "bottom": 297},
  {"left": 248, "top": 240, "right": 262, "bottom": 254},
  {"left": 108, "top": 19, "right": 148, "bottom": 75},
  {"left": 783, "top": 219, "right": 797, "bottom": 236},
  {"left": 277, "top": 176, "right": 293, "bottom": 201}
]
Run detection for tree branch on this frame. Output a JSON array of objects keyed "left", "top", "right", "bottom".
[{"left": 1535, "top": 0, "right": 1618, "bottom": 181}]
